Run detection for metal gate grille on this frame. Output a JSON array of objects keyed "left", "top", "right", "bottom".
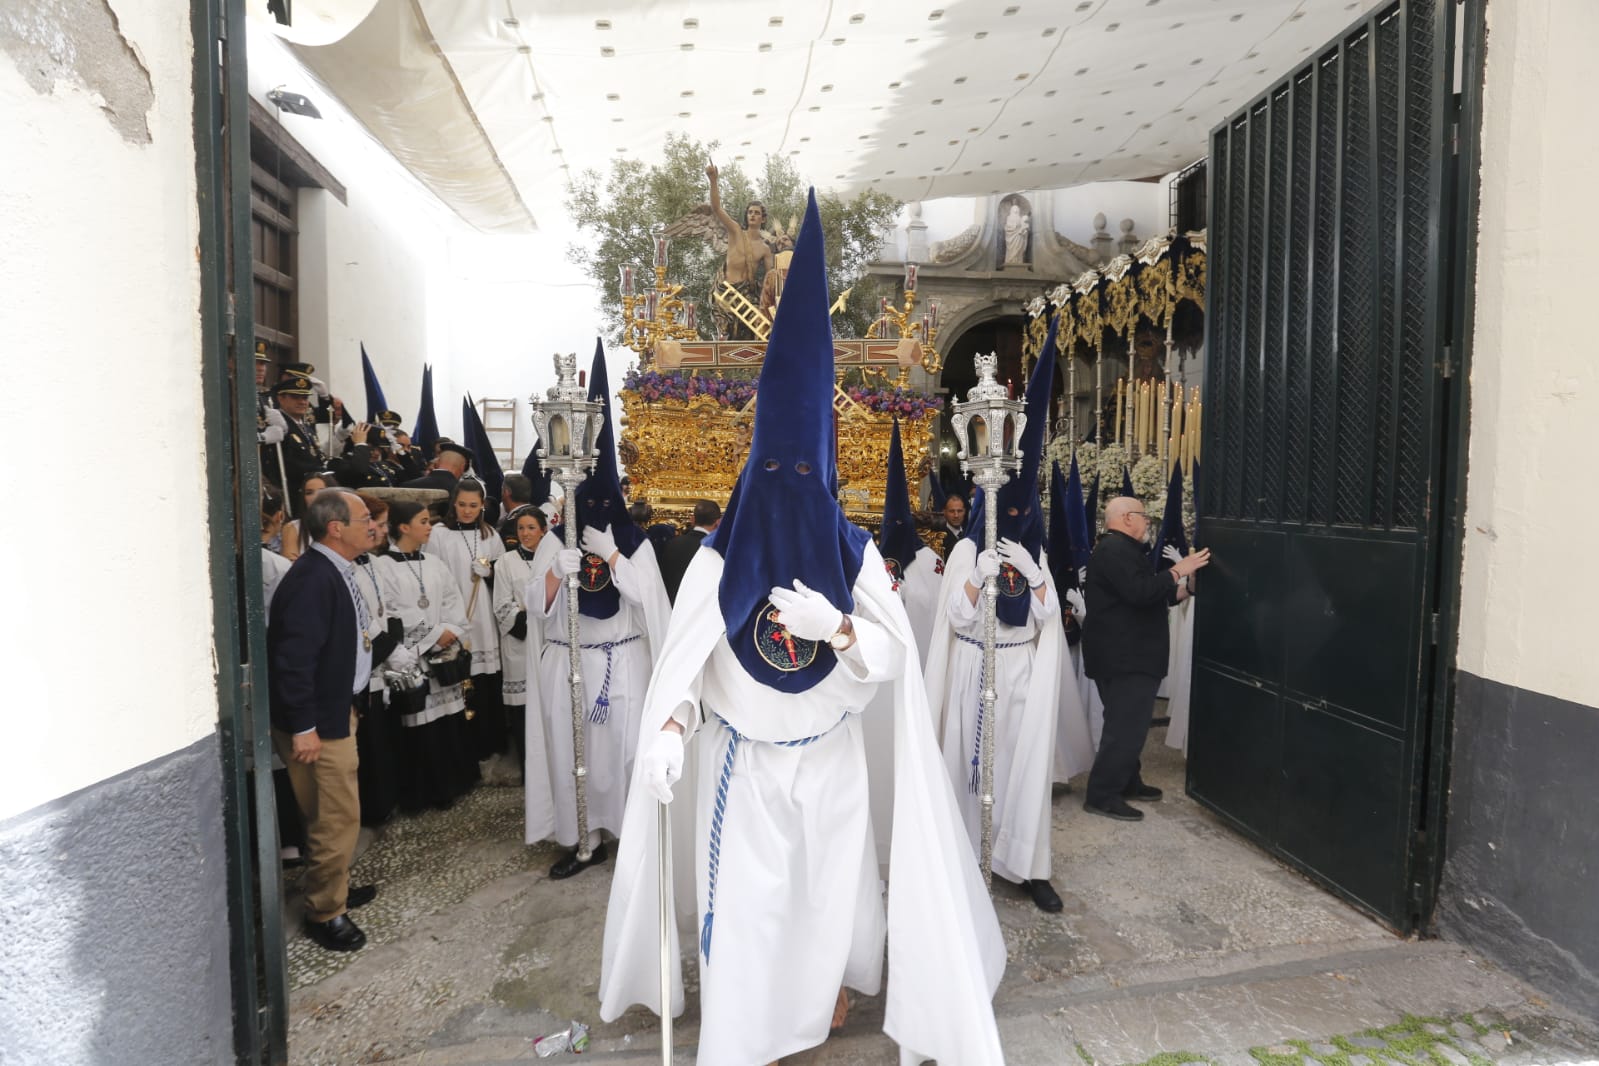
[{"left": 1192, "top": 0, "right": 1450, "bottom": 932}]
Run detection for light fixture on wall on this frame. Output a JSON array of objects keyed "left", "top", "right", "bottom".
[{"left": 266, "top": 87, "right": 322, "bottom": 119}]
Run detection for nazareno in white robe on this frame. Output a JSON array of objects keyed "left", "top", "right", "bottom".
[
  {"left": 924, "top": 537, "right": 1086, "bottom": 884},
  {"left": 491, "top": 538, "right": 558, "bottom": 708},
  {"left": 523, "top": 536, "right": 670, "bottom": 847},
  {"left": 1164, "top": 597, "right": 1197, "bottom": 753},
  {"left": 599, "top": 541, "right": 1005, "bottom": 1066},
  {"left": 428, "top": 523, "right": 505, "bottom": 676},
  {"left": 862, "top": 542, "right": 944, "bottom": 868}
]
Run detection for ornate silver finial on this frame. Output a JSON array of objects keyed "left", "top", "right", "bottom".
[{"left": 966, "top": 352, "right": 1007, "bottom": 402}]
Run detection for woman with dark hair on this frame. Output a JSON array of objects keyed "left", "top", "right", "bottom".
[
  {"left": 280, "top": 471, "right": 338, "bottom": 560},
  {"left": 373, "top": 499, "right": 477, "bottom": 811},
  {"left": 430, "top": 477, "right": 508, "bottom": 767},
  {"left": 493, "top": 507, "right": 555, "bottom": 773}
]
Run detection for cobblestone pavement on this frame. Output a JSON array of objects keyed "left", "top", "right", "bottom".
[{"left": 285, "top": 729, "right": 1599, "bottom": 1065}]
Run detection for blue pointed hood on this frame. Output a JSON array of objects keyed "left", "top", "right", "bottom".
[
  {"left": 1048, "top": 462, "right": 1076, "bottom": 592},
  {"left": 969, "top": 314, "right": 1057, "bottom": 560},
  {"left": 461, "top": 395, "right": 504, "bottom": 499},
  {"left": 878, "top": 419, "right": 922, "bottom": 585},
  {"left": 1064, "top": 453, "right": 1093, "bottom": 574},
  {"left": 361, "top": 343, "right": 388, "bottom": 424},
  {"left": 1120, "top": 464, "right": 1135, "bottom": 501},
  {"left": 573, "top": 340, "right": 645, "bottom": 619},
  {"left": 1085, "top": 474, "right": 1100, "bottom": 536},
  {"left": 520, "top": 429, "right": 554, "bottom": 504},
  {"left": 1151, "top": 465, "right": 1188, "bottom": 569},
  {"left": 705, "top": 189, "right": 869, "bottom": 692},
  {"left": 412, "top": 364, "right": 440, "bottom": 457},
  {"left": 965, "top": 317, "right": 1056, "bottom": 625}
]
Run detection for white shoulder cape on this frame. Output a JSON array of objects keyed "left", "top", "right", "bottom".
[{"left": 598, "top": 542, "right": 1007, "bottom": 1065}]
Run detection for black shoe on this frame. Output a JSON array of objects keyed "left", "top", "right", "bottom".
[
  {"left": 549, "top": 841, "right": 609, "bottom": 880},
  {"left": 1123, "top": 783, "right": 1164, "bottom": 802},
  {"left": 346, "top": 884, "right": 378, "bottom": 909},
  {"left": 1026, "top": 879, "right": 1064, "bottom": 913},
  {"left": 304, "top": 913, "right": 367, "bottom": 952},
  {"left": 1083, "top": 799, "right": 1145, "bottom": 822}
]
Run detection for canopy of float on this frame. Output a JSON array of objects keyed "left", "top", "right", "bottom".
[{"left": 249, "top": 0, "right": 1388, "bottom": 234}]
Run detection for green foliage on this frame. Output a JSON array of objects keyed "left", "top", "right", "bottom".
[{"left": 565, "top": 133, "right": 902, "bottom": 341}]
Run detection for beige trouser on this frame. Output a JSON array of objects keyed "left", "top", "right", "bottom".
[{"left": 273, "top": 709, "right": 361, "bottom": 923}]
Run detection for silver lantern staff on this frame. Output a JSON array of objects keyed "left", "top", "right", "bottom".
[
  {"left": 949, "top": 352, "right": 1026, "bottom": 885},
  {"left": 529, "top": 352, "right": 604, "bottom": 864}
]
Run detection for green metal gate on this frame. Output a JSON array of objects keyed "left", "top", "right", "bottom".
[{"left": 1192, "top": 0, "right": 1470, "bottom": 932}]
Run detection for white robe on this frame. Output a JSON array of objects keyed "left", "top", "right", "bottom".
[
  {"left": 523, "top": 538, "right": 670, "bottom": 847},
  {"left": 261, "top": 548, "right": 291, "bottom": 621},
  {"left": 428, "top": 524, "right": 505, "bottom": 675},
  {"left": 373, "top": 552, "right": 468, "bottom": 726},
  {"left": 492, "top": 539, "right": 558, "bottom": 708},
  {"left": 924, "top": 538, "right": 1078, "bottom": 883},
  {"left": 1164, "top": 599, "right": 1197, "bottom": 754},
  {"left": 862, "top": 543, "right": 943, "bottom": 868},
  {"left": 600, "top": 542, "right": 1005, "bottom": 1066}
]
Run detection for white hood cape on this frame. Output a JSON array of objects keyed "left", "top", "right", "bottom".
[
  {"left": 924, "top": 538, "right": 1093, "bottom": 874},
  {"left": 522, "top": 535, "right": 672, "bottom": 844},
  {"left": 598, "top": 544, "right": 1007, "bottom": 1065}
]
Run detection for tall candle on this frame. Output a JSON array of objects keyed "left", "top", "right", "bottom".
[
  {"left": 1114, "top": 379, "right": 1124, "bottom": 444},
  {"left": 904, "top": 262, "right": 918, "bottom": 291},
  {"left": 619, "top": 265, "right": 634, "bottom": 297}
]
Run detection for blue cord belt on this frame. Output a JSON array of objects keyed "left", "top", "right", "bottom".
[
  {"left": 701, "top": 710, "right": 847, "bottom": 962},
  {"left": 955, "top": 633, "right": 1028, "bottom": 793},
  {"left": 547, "top": 634, "right": 642, "bottom": 724}
]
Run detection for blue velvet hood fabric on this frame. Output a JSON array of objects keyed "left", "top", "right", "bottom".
[
  {"left": 574, "top": 340, "right": 645, "bottom": 619},
  {"left": 877, "top": 419, "right": 923, "bottom": 584},
  {"left": 704, "top": 190, "right": 869, "bottom": 692},
  {"left": 965, "top": 315, "right": 1057, "bottom": 625}
]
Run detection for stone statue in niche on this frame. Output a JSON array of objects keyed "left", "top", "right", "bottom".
[{"left": 997, "top": 195, "right": 1036, "bottom": 271}]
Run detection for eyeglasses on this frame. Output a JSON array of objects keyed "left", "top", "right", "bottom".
[{"left": 1128, "top": 511, "right": 1149, "bottom": 521}]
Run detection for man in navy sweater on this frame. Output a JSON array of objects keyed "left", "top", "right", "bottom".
[{"left": 268, "top": 488, "right": 381, "bottom": 951}]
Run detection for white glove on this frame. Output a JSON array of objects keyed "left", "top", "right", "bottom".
[
  {"left": 386, "top": 643, "right": 419, "bottom": 671},
  {"left": 641, "top": 730, "right": 685, "bottom": 804},
  {"left": 997, "top": 538, "right": 1044, "bottom": 587},
  {"left": 1162, "top": 544, "right": 1184, "bottom": 566},
  {"left": 581, "top": 524, "right": 618, "bottom": 561},
  {"left": 472, "top": 555, "right": 494, "bottom": 578},
  {"left": 1077, "top": 566, "right": 1088, "bottom": 586},
  {"left": 768, "top": 579, "right": 844, "bottom": 643},
  {"left": 552, "top": 547, "right": 583, "bottom": 577},
  {"left": 974, "top": 549, "right": 1001, "bottom": 583},
  {"left": 258, "top": 407, "right": 287, "bottom": 445},
  {"left": 1065, "top": 588, "right": 1086, "bottom": 623}
]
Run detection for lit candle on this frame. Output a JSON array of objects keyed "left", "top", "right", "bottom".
[
  {"left": 619, "top": 265, "right": 634, "bottom": 297},
  {"left": 928, "top": 300, "right": 940, "bottom": 333},
  {"left": 685, "top": 301, "right": 697, "bottom": 331},
  {"left": 1114, "top": 379, "right": 1124, "bottom": 444},
  {"left": 645, "top": 291, "right": 658, "bottom": 320},
  {"left": 921, "top": 313, "right": 931, "bottom": 340},
  {"left": 654, "top": 236, "right": 670, "bottom": 268},
  {"left": 904, "top": 263, "right": 918, "bottom": 291}
]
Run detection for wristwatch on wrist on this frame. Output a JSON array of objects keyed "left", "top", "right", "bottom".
[{"left": 828, "top": 614, "right": 856, "bottom": 651}]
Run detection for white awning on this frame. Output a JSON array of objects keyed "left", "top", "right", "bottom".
[{"left": 255, "top": 0, "right": 1387, "bottom": 234}]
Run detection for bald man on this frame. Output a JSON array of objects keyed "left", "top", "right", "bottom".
[{"left": 1080, "top": 496, "right": 1210, "bottom": 820}]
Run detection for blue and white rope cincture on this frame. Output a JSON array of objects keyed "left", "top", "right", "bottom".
[
  {"left": 956, "top": 633, "right": 1028, "bottom": 793},
  {"left": 547, "top": 634, "right": 642, "bottom": 723},
  {"left": 701, "top": 711, "right": 847, "bottom": 963}
]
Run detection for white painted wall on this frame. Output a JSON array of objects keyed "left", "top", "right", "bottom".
[
  {"left": 0, "top": 1, "right": 216, "bottom": 819},
  {"left": 1457, "top": 0, "right": 1599, "bottom": 709},
  {"left": 248, "top": 29, "right": 455, "bottom": 438}
]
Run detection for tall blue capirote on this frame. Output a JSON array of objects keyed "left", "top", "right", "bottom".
[
  {"left": 704, "top": 189, "right": 869, "bottom": 693},
  {"left": 878, "top": 419, "right": 922, "bottom": 576},
  {"left": 1150, "top": 464, "right": 1189, "bottom": 569},
  {"left": 460, "top": 395, "right": 504, "bottom": 499},
  {"left": 360, "top": 343, "right": 388, "bottom": 423},
  {"left": 570, "top": 340, "right": 645, "bottom": 620},
  {"left": 411, "top": 364, "right": 440, "bottom": 457},
  {"left": 1047, "top": 462, "right": 1076, "bottom": 593}
]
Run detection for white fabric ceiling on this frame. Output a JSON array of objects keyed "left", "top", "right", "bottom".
[{"left": 263, "top": 0, "right": 1388, "bottom": 234}]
